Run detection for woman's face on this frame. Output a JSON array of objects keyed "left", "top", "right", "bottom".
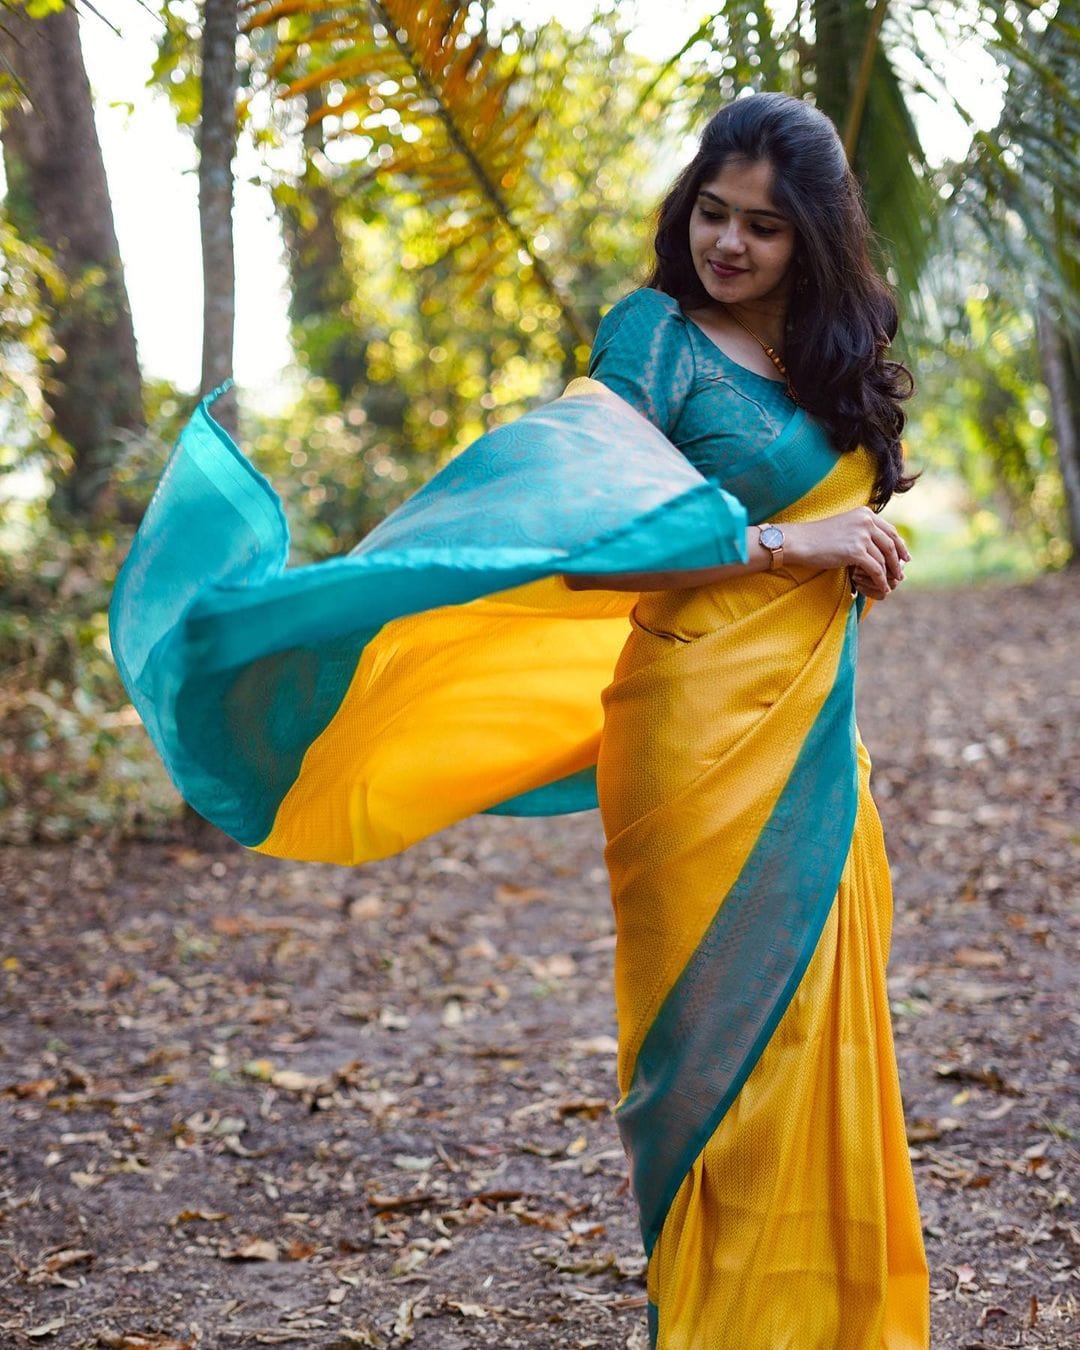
[{"left": 688, "top": 158, "right": 797, "bottom": 309}]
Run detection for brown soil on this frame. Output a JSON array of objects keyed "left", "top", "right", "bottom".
[{"left": 1, "top": 573, "right": 1077, "bottom": 1349}]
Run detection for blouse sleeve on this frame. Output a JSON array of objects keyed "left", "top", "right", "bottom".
[{"left": 587, "top": 288, "right": 696, "bottom": 439}]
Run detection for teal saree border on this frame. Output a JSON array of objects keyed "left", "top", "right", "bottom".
[
  {"left": 615, "top": 604, "right": 861, "bottom": 1258},
  {"left": 110, "top": 388, "right": 748, "bottom": 849}
]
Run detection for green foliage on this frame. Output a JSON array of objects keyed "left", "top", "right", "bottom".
[
  {"left": 23, "top": 0, "right": 66, "bottom": 18},
  {"left": 150, "top": 0, "right": 213, "bottom": 129},
  {"left": 0, "top": 376, "right": 193, "bottom": 843},
  {"left": 245, "top": 0, "right": 608, "bottom": 351},
  {"left": 953, "top": 1, "right": 1079, "bottom": 316},
  {"left": 0, "top": 516, "right": 181, "bottom": 844},
  {"left": 0, "top": 214, "right": 63, "bottom": 487},
  {"left": 907, "top": 292, "right": 1069, "bottom": 573},
  {"left": 241, "top": 11, "right": 664, "bottom": 548}
]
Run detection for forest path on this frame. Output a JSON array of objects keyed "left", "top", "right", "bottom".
[{"left": 2, "top": 573, "right": 1077, "bottom": 1349}]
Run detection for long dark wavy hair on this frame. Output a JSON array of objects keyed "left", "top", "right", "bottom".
[{"left": 647, "top": 92, "right": 915, "bottom": 507}]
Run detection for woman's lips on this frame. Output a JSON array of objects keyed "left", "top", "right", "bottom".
[{"left": 707, "top": 261, "right": 746, "bottom": 278}]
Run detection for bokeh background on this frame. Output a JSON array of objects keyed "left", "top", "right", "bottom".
[{"left": 1, "top": 0, "right": 1077, "bottom": 842}]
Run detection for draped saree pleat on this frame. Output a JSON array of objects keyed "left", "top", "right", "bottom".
[{"left": 598, "top": 440, "right": 928, "bottom": 1347}]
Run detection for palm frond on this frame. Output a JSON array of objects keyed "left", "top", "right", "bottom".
[
  {"left": 243, "top": 0, "right": 591, "bottom": 347},
  {"left": 946, "top": 1, "right": 1080, "bottom": 326},
  {"left": 852, "top": 43, "right": 938, "bottom": 324}
]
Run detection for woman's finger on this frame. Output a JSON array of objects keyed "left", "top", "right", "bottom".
[
  {"left": 875, "top": 516, "right": 911, "bottom": 564},
  {"left": 861, "top": 540, "right": 891, "bottom": 592},
  {"left": 882, "top": 518, "right": 911, "bottom": 563},
  {"left": 850, "top": 567, "right": 882, "bottom": 599},
  {"left": 852, "top": 568, "right": 889, "bottom": 600},
  {"left": 869, "top": 522, "right": 904, "bottom": 583}
]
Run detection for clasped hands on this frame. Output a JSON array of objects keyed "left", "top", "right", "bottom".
[{"left": 781, "top": 506, "right": 909, "bottom": 602}]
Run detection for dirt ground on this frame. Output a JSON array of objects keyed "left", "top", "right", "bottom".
[{"left": 1, "top": 573, "right": 1078, "bottom": 1349}]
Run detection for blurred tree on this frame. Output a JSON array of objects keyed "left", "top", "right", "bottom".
[
  {"left": 199, "top": 0, "right": 240, "bottom": 437},
  {"left": 910, "top": 275, "right": 1067, "bottom": 569},
  {"left": 1038, "top": 302, "right": 1080, "bottom": 559},
  {"left": 0, "top": 0, "right": 145, "bottom": 520},
  {"left": 946, "top": 0, "right": 1080, "bottom": 559},
  {"left": 0, "top": 218, "right": 61, "bottom": 489},
  {"left": 241, "top": 13, "right": 662, "bottom": 550},
  {"left": 274, "top": 87, "right": 371, "bottom": 400},
  {"left": 244, "top": 0, "right": 594, "bottom": 357}
]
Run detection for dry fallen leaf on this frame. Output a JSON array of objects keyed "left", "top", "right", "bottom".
[
  {"left": 393, "top": 1153, "right": 436, "bottom": 1171},
  {"left": 525, "top": 953, "right": 576, "bottom": 980},
  {"left": 70, "top": 1170, "right": 105, "bottom": 1189},
  {"left": 570, "top": 1035, "right": 619, "bottom": 1056},
  {"left": 169, "top": 1208, "right": 228, "bottom": 1226},
  {"left": 99, "top": 1336, "right": 195, "bottom": 1350},
  {"left": 284, "top": 1240, "right": 317, "bottom": 1261},
  {"left": 219, "top": 1237, "right": 279, "bottom": 1262},
  {"left": 495, "top": 882, "right": 548, "bottom": 905},
  {"left": 346, "top": 893, "right": 383, "bottom": 920},
  {"left": 43, "top": 1248, "right": 93, "bottom": 1274},
  {"left": 445, "top": 1299, "right": 488, "bottom": 1318},
  {"left": 557, "top": 1099, "right": 608, "bottom": 1120},
  {"left": 270, "top": 1069, "right": 326, "bottom": 1093},
  {"left": 954, "top": 947, "right": 1005, "bottom": 969},
  {"left": 5, "top": 1077, "right": 58, "bottom": 1099},
  {"left": 26, "top": 1318, "right": 67, "bottom": 1339}
]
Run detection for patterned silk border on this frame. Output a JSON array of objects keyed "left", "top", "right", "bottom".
[{"left": 616, "top": 605, "right": 861, "bottom": 1257}]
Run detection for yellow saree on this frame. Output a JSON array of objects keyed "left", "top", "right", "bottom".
[{"left": 599, "top": 445, "right": 928, "bottom": 1347}]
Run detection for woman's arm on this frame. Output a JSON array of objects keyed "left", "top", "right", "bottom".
[{"left": 565, "top": 507, "right": 909, "bottom": 600}]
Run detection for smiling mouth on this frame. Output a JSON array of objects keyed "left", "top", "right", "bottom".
[{"left": 707, "top": 261, "right": 747, "bottom": 277}]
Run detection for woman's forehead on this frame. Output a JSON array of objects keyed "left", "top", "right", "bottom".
[{"left": 697, "top": 158, "right": 779, "bottom": 211}]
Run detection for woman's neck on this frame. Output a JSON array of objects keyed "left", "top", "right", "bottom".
[{"left": 721, "top": 300, "right": 788, "bottom": 352}]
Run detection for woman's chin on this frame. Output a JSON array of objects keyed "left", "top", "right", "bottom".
[{"left": 697, "top": 269, "right": 755, "bottom": 304}]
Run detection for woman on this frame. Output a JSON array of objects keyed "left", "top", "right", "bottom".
[
  {"left": 568, "top": 94, "right": 930, "bottom": 1347},
  {"left": 110, "top": 92, "right": 927, "bottom": 1350}
]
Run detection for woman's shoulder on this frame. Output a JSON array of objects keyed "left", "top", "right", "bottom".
[
  {"left": 597, "top": 286, "right": 687, "bottom": 334},
  {"left": 592, "top": 289, "right": 693, "bottom": 370},
  {"left": 588, "top": 289, "right": 696, "bottom": 435}
]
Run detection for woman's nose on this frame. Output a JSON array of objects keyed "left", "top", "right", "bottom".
[{"left": 715, "top": 219, "right": 746, "bottom": 252}]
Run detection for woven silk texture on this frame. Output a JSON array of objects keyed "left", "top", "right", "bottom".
[{"left": 110, "top": 287, "right": 929, "bottom": 1347}]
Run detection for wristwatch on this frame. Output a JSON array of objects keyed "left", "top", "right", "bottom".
[{"left": 758, "top": 522, "right": 785, "bottom": 570}]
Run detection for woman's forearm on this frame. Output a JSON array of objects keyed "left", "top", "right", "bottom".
[
  {"left": 565, "top": 527, "right": 772, "bottom": 591},
  {"left": 564, "top": 509, "right": 909, "bottom": 599}
]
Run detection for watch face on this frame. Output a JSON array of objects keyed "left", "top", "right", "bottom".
[{"left": 760, "top": 526, "right": 784, "bottom": 548}]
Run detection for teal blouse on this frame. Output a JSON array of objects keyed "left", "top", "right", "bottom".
[{"left": 588, "top": 287, "right": 800, "bottom": 488}]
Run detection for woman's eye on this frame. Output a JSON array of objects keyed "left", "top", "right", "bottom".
[
  {"left": 698, "top": 209, "right": 724, "bottom": 221},
  {"left": 752, "top": 224, "right": 779, "bottom": 236}
]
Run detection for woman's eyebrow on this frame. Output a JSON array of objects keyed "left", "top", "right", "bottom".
[{"left": 697, "top": 188, "right": 787, "bottom": 220}]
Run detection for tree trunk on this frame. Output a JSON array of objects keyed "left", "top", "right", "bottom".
[
  {"left": 0, "top": 3, "right": 144, "bottom": 521},
  {"left": 1036, "top": 299, "right": 1080, "bottom": 564},
  {"left": 198, "top": 0, "right": 239, "bottom": 438},
  {"left": 811, "top": 0, "right": 852, "bottom": 132},
  {"left": 274, "top": 89, "right": 368, "bottom": 400}
]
